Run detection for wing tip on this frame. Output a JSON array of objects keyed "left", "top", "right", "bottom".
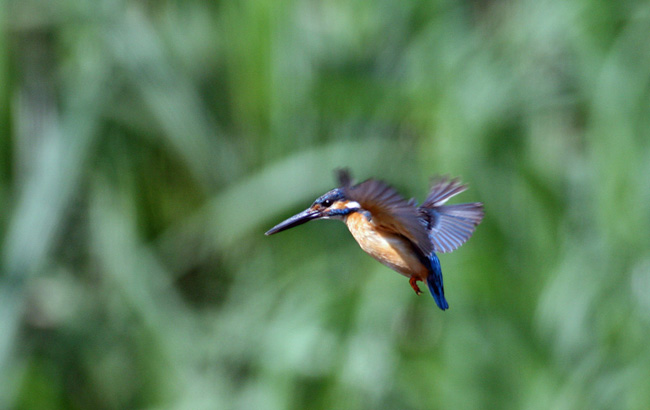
[
  {"left": 424, "top": 175, "right": 470, "bottom": 206},
  {"left": 335, "top": 168, "right": 353, "bottom": 187}
]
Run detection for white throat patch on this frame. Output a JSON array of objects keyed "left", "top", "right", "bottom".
[{"left": 345, "top": 201, "right": 361, "bottom": 209}]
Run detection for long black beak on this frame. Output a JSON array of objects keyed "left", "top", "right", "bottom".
[{"left": 265, "top": 208, "right": 321, "bottom": 235}]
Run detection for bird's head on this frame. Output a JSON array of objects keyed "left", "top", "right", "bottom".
[{"left": 265, "top": 184, "right": 361, "bottom": 236}]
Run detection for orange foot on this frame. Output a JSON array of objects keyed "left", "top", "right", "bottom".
[{"left": 409, "top": 277, "right": 422, "bottom": 295}]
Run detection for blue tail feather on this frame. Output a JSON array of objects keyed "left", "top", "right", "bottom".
[{"left": 426, "top": 253, "right": 449, "bottom": 310}]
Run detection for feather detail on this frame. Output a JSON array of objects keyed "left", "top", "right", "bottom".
[
  {"left": 423, "top": 176, "right": 468, "bottom": 207},
  {"left": 420, "top": 202, "right": 484, "bottom": 253},
  {"left": 426, "top": 253, "right": 448, "bottom": 310},
  {"left": 339, "top": 173, "right": 433, "bottom": 258},
  {"left": 345, "top": 212, "right": 429, "bottom": 279},
  {"left": 418, "top": 175, "right": 484, "bottom": 253}
]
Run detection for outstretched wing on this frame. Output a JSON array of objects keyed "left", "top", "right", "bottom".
[
  {"left": 337, "top": 170, "right": 433, "bottom": 257},
  {"left": 423, "top": 176, "right": 468, "bottom": 206},
  {"left": 420, "top": 176, "right": 484, "bottom": 253}
]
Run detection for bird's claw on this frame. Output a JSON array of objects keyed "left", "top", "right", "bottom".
[{"left": 409, "top": 277, "right": 422, "bottom": 295}]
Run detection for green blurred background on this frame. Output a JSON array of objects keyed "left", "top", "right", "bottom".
[{"left": 2, "top": 0, "right": 650, "bottom": 409}]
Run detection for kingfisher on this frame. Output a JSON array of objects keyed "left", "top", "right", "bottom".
[{"left": 265, "top": 170, "right": 484, "bottom": 310}]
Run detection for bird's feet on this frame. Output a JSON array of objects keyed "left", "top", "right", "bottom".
[{"left": 409, "top": 277, "right": 422, "bottom": 295}]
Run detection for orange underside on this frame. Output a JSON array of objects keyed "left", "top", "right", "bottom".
[{"left": 345, "top": 212, "right": 429, "bottom": 292}]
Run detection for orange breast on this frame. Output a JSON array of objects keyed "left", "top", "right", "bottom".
[{"left": 345, "top": 212, "right": 428, "bottom": 279}]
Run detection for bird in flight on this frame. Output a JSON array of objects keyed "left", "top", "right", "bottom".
[{"left": 265, "top": 170, "right": 484, "bottom": 310}]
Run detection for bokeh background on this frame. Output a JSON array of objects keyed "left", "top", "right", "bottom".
[{"left": 2, "top": 0, "right": 650, "bottom": 409}]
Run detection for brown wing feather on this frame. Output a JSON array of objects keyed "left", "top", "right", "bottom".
[
  {"left": 423, "top": 176, "right": 468, "bottom": 206},
  {"left": 340, "top": 174, "right": 433, "bottom": 257}
]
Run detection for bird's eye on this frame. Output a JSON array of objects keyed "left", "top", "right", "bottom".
[{"left": 322, "top": 199, "right": 333, "bottom": 207}]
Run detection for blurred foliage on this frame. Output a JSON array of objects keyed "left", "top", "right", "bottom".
[{"left": 1, "top": 0, "right": 650, "bottom": 409}]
